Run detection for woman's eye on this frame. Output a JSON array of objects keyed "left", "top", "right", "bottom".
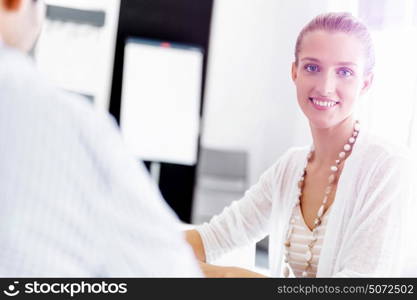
[
  {"left": 338, "top": 68, "right": 353, "bottom": 77},
  {"left": 305, "top": 64, "right": 319, "bottom": 72}
]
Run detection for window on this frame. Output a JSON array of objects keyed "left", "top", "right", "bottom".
[{"left": 356, "top": 0, "right": 417, "bottom": 151}]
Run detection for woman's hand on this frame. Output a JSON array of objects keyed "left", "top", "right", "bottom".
[
  {"left": 185, "top": 229, "right": 206, "bottom": 262},
  {"left": 198, "top": 261, "right": 267, "bottom": 278}
]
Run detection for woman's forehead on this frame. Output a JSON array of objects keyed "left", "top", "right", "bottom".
[{"left": 299, "top": 30, "right": 366, "bottom": 67}]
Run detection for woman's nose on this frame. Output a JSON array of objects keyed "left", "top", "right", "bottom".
[{"left": 316, "top": 71, "right": 337, "bottom": 96}]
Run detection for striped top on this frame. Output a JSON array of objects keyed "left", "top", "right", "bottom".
[{"left": 288, "top": 204, "right": 332, "bottom": 278}]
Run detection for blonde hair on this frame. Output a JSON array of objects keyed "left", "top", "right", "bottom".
[{"left": 295, "top": 12, "right": 375, "bottom": 74}]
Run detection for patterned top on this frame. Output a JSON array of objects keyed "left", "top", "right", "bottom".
[{"left": 287, "top": 204, "right": 332, "bottom": 277}]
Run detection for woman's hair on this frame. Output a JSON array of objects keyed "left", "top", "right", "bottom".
[{"left": 295, "top": 12, "right": 375, "bottom": 74}]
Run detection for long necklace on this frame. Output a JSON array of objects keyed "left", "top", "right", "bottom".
[{"left": 283, "top": 120, "right": 360, "bottom": 278}]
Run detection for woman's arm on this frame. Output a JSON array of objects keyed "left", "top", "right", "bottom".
[
  {"left": 185, "top": 229, "right": 206, "bottom": 262},
  {"left": 185, "top": 202, "right": 267, "bottom": 275},
  {"left": 185, "top": 230, "right": 268, "bottom": 277},
  {"left": 188, "top": 150, "right": 294, "bottom": 265}
]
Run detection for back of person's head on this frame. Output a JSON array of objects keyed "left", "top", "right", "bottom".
[
  {"left": 0, "top": 0, "right": 45, "bottom": 52},
  {"left": 295, "top": 12, "right": 375, "bottom": 75}
]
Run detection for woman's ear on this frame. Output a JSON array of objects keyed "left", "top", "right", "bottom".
[
  {"left": 360, "top": 72, "right": 374, "bottom": 96},
  {"left": 291, "top": 62, "right": 298, "bottom": 82},
  {"left": 2, "top": 0, "right": 23, "bottom": 11}
]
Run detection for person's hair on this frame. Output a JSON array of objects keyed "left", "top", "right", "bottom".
[
  {"left": 2, "top": 0, "right": 20, "bottom": 10},
  {"left": 294, "top": 12, "right": 375, "bottom": 74}
]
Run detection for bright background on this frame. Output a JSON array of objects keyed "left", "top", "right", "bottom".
[
  {"left": 35, "top": 0, "right": 417, "bottom": 271},
  {"left": 36, "top": 0, "right": 417, "bottom": 187}
]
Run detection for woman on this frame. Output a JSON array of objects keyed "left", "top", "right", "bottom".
[{"left": 186, "top": 12, "right": 417, "bottom": 277}]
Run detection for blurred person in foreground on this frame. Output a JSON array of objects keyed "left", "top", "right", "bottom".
[{"left": 0, "top": 0, "right": 201, "bottom": 277}]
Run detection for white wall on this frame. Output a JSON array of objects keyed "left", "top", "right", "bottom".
[{"left": 202, "top": 0, "right": 357, "bottom": 184}]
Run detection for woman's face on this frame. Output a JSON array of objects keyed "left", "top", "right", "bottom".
[{"left": 292, "top": 30, "right": 373, "bottom": 129}]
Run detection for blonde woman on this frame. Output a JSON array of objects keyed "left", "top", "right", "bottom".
[{"left": 186, "top": 12, "right": 417, "bottom": 277}]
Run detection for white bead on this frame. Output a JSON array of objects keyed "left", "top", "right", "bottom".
[
  {"left": 325, "top": 186, "right": 332, "bottom": 195},
  {"left": 302, "top": 271, "right": 308, "bottom": 277},
  {"left": 353, "top": 131, "right": 358, "bottom": 137},
  {"left": 330, "top": 166, "right": 338, "bottom": 172},
  {"left": 354, "top": 123, "right": 360, "bottom": 131},
  {"left": 284, "top": 266, "right": 290, "bottom": 278},
  {"left": 328, "top": 174, "right": 335, "bottom": 184},
  {"left": 317, "top": 205, "right": 324, "bottom": 218},
  {"left": 339, "top": 152, "right": 346, "bottom": 158},
  {"left": 305, "top": 250, "right": 312, "bottom": 261},
  {"left": 335, "top": 159, "right": 340, "bottom": 164},
  {"left": 343, "top": 144, "right": 351, "bottom": 151},
  {"left": 323, "top": 196, "right": 328, "bottom": 204},
  {"left": 349, "top": 137, "right": 355, "bottom": 144}
]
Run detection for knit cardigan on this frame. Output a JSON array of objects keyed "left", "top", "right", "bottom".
[{"left": 197, "top": 130, "right": 417, "bottom": 277}]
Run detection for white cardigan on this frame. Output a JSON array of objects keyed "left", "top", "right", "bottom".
[{"left": 197, "top": 130, "right": 417, "bottom": 277}]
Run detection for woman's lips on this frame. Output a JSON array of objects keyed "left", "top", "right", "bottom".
[{"left": 308, "top": 97, "right": 339, "bottom": 111}]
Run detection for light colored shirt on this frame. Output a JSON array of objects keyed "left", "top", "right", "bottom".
[
  {"left": 0, "top": 45, "right": 202, "bottom": 277},
  {"left": 287, "top": 204, "right": 331, "bottom": 278},
  {"left": 197, "top": 128, "right": 417, "bottom": 277}
]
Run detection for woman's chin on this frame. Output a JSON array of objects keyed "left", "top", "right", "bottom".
[
  {"left": 307, "top": 117, "right": 340, "bottom": 130},
  {"left": 307, "top": 114, "right": 355, "bottom": 130}
]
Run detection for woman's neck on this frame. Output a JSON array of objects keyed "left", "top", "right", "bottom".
[{"left": 309, "top": 116, "right": 356, "bottom": 168}]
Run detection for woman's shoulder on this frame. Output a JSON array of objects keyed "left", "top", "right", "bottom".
[
  {"left": 357, "top": 131, "right": 413, "bottom": 163},
  {"left": 263, "top": 145, "right": 310, "bottom": 179},
  {"left": 353, "top": 131, "right": 416, "bottom": 179},
  {"left": 351, "top": 132, "right": 416, "bottom": 209},
  {"left": 274, "top": 145, "right": 310, "bottom": 165}
]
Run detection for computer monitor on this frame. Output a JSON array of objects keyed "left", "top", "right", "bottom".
[{"left": 120, "top": 37, "right": 203, "bottom": 166}]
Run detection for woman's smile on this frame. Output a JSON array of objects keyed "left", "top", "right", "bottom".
[{"left": 308, "top": 97, "right": 340, "bottom": 111}]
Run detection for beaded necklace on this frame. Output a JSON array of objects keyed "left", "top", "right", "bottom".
[{"left": 283, "top": 120, "right": 360, "bottom": 277}]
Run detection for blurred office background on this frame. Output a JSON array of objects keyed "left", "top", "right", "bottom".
[{"left": 34, "top": 0, "right": 417, "bottom": 273}]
